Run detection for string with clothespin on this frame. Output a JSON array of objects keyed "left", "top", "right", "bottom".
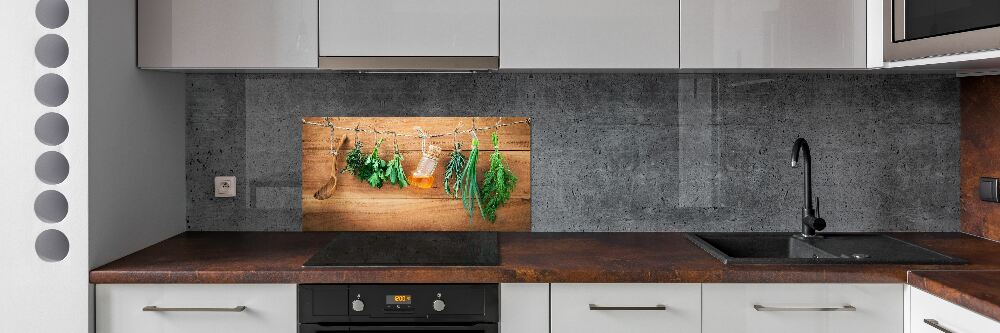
[
  {"left": 325, "top": 118, "right": 337, "bottom": 156},
  {"left": 469, "top": 118, "right": 479, "bottom": 142},
  {"left": 391, "top": 131, "right": 400, "bottom": 154},
  {"left": 352, "top": 124, "right": 360, "bottom": 148},
  {"left": 414, "top": 126, "right": 429, "bottom": 155}
]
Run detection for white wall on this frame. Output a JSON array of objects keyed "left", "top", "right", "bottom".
[
  {"left": 88, "top": 0, "right": 186, "bottom": 269},
  {"left": 0, "top": 0, "right": 185, "bottom": 331},
  {"left": 0, "top": 0, "right": 90, "bottom": 331}
]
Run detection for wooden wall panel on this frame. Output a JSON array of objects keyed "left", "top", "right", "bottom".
[
  {"left": 302, "top": 117, "right": 531, "bottom": 231},
  {"left": 961, "top": 76, "right": 1000, "bottom": 242}
]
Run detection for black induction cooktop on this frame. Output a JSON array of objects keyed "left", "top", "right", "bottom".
[{"left": 303, "top": 232, "right": 500, "bottom": 267}]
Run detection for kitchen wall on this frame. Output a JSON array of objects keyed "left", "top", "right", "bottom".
[
  {"left": 186, "top": 73, "right": 959, "bottom": 232},
  {"left": 960, "top": 76, "right": 1000, "bottom": 242}
]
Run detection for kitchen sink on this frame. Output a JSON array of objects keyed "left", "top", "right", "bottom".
[{"left": 686, "top": 233, "right": 966, "bottom": 265}]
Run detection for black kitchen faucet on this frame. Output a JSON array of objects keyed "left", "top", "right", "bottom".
[{"left": 791, "top": 138, "right": 826, "bottom": 237}]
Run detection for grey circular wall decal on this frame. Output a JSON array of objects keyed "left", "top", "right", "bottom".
[
  {"left": 36, "top": 0, "right": 69, "bottom": 29},
  {"left": 34, "top": 190, "right": 68, "bottom": 223},
  {"left": 34, "top": 73, "right": 69, "bottom": 107},
  {"left": 35, "top": 151, "right": 69, "bottom": 185},
  {"left": 35, "top": 34, "right": 69, "bottom": 68},
  {"left": 35, "top": 229, "right": 70, "bottom": 262},
  {"left": 35, "top": 112, "right": 69, "bottom": 146}
]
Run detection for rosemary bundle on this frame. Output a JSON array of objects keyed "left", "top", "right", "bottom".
[
  {"left": 459, "top": 137, "right": 483, "bottom": 222},
  {"left": 363, "top": 138, "right": 388, "bottom": 188},
  {"left": 481, "top": 132, "right": 518, "bottom": 222},
  {"left": 443, "top": 142, "right": 466, "bottom": 197},
  {"left": 384, "top": 142, "right": 408, "bottom": 188}
]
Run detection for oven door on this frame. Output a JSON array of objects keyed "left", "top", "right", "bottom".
[
  {"left": 885, "top": 0, "right": 1000, "bottom": 61},
  {"left": 300, "top": 323, "right": 498, "bottom": 333}
]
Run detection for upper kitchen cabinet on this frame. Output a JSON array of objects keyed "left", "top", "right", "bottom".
[
  {"left": 500, "top": 0, "right": 680, "bottom": 69},
  {"left": 138, "top": 0, "right": 318, "bottom": 69},
  {"left": 681, "top": 0, "right": 880, "bottom": 69},
  {"left": 318, "top": 0, "right": 500, "bottom": 70}
]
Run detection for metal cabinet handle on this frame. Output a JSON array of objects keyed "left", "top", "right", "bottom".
[
  {"left": 753, "top": 304, "right": 856, "bottom": 312},
  {"left": 588, "top": 304, "right": 666, "bottom": 311},
  {"left": 143, "top": 306, "right": 247, "bottom": 312},
  {"left": 923, "top": 319, "right": 955, "bottom": 333}
]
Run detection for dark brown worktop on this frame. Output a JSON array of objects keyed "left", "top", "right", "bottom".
[
  {"left": 908, "top": 270, "right": 1000, "bottom": 323},
  {"left": 91, "top": 232, "right": 1000, "bottom": 285}
]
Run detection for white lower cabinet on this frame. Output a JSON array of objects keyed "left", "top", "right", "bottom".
[
  {"left": 550, "top": 283, "right": 701, "bottom": 333},
  {"left": 909, "top": 287, "right": 1000, "bottom": 333},
  {"left": 96, "top": 284, "right": 297, "bottom": 333},
  {"left": 500, "top": 283, "right": 549, "bottom": 333},
  {"left": 702, "top": 283, "right": 904, "bottom": 333}
]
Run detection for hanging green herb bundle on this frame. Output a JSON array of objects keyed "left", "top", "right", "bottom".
[
  {"left": 480, "top": 132, "right": 518, "bottom": 223},
  {"left": 384, "top": 138, "right": 409, "bottom": 188},
  {"left": 341, "top": 140, "right": 365, "bottom": 177},
  {"left": 458, "top": 136, "right": 483, "bottom": 222},
  {"left": 443, "top": 142, "right": 466, "bottom": 197},
  {"left": 363, "top": 138, "right": 388, "bottom": 188}
]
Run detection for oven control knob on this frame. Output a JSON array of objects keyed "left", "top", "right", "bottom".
[
  {"left": 351, "top": 299, "right": 365, "bottom": 312},
  {"left": 432, "top": 299, "right": 446, "bottom": 312}
]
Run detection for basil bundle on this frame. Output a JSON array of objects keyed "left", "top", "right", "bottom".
[
  {"left": 384, "top": 145, "right": 409, "bottom": 188},
  {"left": 363, "top": 138, "right": 388, "bottom": 188}
]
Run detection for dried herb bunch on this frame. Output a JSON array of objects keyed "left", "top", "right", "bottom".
[
  {"left": 459, "top": 136, "right": 483, "bottom": 222},
  {"left": 443, "top": 142, "right": 466, "bottom": 197},
  {"left": 342, "top": 140, "right": 365, "bottom": 177},
  {"left": 363, "top": 138, "right": 388, "bottom": 188},
  {"left": 384, "top": 139, "right": 408, "bottom": 188},
  {"left": 480, "top": 132, "right": 518, "bottom": 222}
]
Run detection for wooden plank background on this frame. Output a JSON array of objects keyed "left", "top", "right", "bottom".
[{"left": 302, "top": 117, "right": 531, "bottom": 231}]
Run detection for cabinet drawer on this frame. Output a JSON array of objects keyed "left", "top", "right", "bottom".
[
  {"left": 910, "top": 287, "right": 1000, "bottom": 333},
  {"left": 551, "top": 283, "right": 700, "bottom": 333},
  {"left": 96, "top": 284, "right": 296, "bottom": 333},
  {"left": 703, "top": 284, "right": 903, "bottom": 333}
]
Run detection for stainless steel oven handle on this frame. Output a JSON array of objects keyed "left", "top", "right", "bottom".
[
  {"left": 753, "top": 304, "right": 856, "bottom": 312},
  {"left": 923, "top": 319, "right": 955, "bottom": 333},
  {"left": 143, "top": 305, "right": 247, "bottom": 312},
  {"left": 346, "top": 323, "right": 496, "bottom": 331},
  {"left": 589, "top": 304, "right": 667, "bottom": 311}
]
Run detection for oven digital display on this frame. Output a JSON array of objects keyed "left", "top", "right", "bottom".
[{"left": 386, "top": 295, "right": 412, "bottom": 305}]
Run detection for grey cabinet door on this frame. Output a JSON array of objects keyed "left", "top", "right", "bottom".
[{"left": 138, "top": 0, "right": 318, "bottom": 69}]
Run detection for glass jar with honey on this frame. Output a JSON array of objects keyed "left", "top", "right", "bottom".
[{"left": 408, "top": 144, "right": 442, "bottom": 189}]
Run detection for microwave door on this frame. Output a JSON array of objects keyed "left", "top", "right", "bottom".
[
  {"left": 885, "top": 0, "right": 1000, "bottom": 61},
  {"left": 896, "top": 0, "right": 1000, "bottom": 42}
]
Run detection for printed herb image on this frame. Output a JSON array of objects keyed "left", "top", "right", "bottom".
[{"left": 302, "top": 117, "right": 531, "bottom": 231}]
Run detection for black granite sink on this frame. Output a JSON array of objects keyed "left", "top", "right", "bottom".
[{"left": 687, "top": 233, "right": 966, "bottom": 265}]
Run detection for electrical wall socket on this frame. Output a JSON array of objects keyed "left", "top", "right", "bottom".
[{"left": 215, "top": 176, "right": 236, "bottom": 198}]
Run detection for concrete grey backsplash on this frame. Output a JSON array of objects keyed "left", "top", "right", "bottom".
[{"left": 186, "top": 73, "right": 959, "bottom": 232}]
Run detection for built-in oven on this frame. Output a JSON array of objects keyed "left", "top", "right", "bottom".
[
  {"left": 885, "top": 0, "right": 1000, "bottom": 61},
  {"left": 299, "top": 284, "right": 498, "bottom": 333}
]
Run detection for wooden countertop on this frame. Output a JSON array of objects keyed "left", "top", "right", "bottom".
[
  {"left": 91, "top": 232, "right": 1000, "bottom": 284},
  {"left": 90, "top": 232, "right": 1000, "bottom": 321},
  {"left": 908, "top": 270, "right": 1000, "bottom": 323}
]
